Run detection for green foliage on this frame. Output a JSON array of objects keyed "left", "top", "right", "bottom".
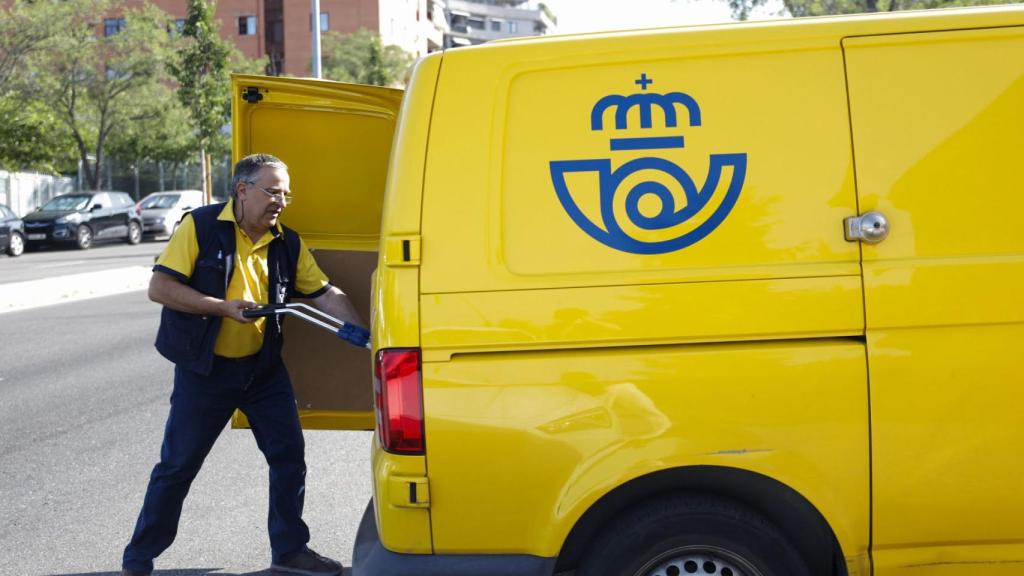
[
  {"left": 724, "top": 0, "right": 1013, "bottom": 20},
  {"left": 11, "top": 0, "right": 176, "bottom": 188},
  {"left": 168, "top": 0, "right": 233, "bottom": 156},
  {"left": 322, "top": 29, "right": 413, "bottom": 87},
  {"left": 106, "top": 83, "right": 194, "bottom": 169},
  {"left": 0, "top": 95, "right": 76, "bottom": 173},
  {"left": 0, "top": 0, "right": 56, "bottom": 90}
]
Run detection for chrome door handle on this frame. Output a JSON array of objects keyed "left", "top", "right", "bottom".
[{"left": 844, "top": 211, "right": 889, "bottom": 244}]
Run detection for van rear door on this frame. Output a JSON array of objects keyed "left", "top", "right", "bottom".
[{"left": 230, "top": 74, "right": 403, "bottom": 430}]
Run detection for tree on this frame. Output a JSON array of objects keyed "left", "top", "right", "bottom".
[
  {"left": 322, "top": 29, "right": 413, "bottom": 87},
  {"left": 17, "top": 0, "right": 175, "bottom": 189},
  {"left": 722, "top": 0, "right": 1010, "bottom": 20},
  {"left": 106, "top": 82, "right": 194, "bottom": 198},
  {"left": 0, "top": 96, "right": 77, "bottom": 173},
  {"left": 168, "top": 0, "right": 233, "bottom": 201},
  {"left": 0, "top": 0, "right": 56, "bottom": 90},
  {"left": 0, "top": 2, "right": 74, "bottom": 173}
]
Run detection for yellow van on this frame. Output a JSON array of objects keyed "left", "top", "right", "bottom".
[{"left": 231, "top": 5, "right": 1024, "bottom": 575}]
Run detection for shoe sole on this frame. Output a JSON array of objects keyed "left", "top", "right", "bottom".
[{"left": 270, "top": 564, "right": 342, "bottom": 576}]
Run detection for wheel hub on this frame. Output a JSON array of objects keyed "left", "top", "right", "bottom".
[{"left": 639, "top": 546, "right": 762, "bottom": 576}]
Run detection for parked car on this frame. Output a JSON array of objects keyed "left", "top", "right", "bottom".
[
  {"left": 138, "top": 190, "right": 204, "bottom": 239},
  {"left": 0, "top": 203, "right": 25, "bottom": 257},
  {"left": 22, "top": 191, "right": 142, "bottom": 250}
]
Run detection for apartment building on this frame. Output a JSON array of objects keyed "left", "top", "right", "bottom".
[
  {"left": 444, "top": 0, "right": 556, "bottom": 48},
  {"left": 121, "top": 0, "right": 447, "bottom": 76}
]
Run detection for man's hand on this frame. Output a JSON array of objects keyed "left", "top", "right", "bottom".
[{"left": 220, "top": 299, "right": 258, "bottom": 323}]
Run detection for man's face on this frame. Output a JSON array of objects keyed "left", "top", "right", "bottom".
[{"left": 236, "top": 166, "right": 290, "bottom": 230}]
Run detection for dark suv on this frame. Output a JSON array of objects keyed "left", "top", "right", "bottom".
[
  {"left": 0, "top": 203, "right": 25, "bottom": 257},
  {"left": 22, "top": 191, "right": 143, "bottom": 250}
]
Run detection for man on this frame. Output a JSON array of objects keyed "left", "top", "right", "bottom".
[{"left": 122, "top": 154, "right": 366, "bottom": 576}]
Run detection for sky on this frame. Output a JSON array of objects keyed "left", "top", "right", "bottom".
[{"left": 541, "top": 0, "right": 787, "bottom": 34}]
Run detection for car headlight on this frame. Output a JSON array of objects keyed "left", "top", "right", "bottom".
[{"left": 56, "top": 213, "right": 83, "bottom": 224}]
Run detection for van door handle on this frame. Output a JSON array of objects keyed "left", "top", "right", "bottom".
[{"left": 844, "top": 211, "right": 889, "bottom": 244}]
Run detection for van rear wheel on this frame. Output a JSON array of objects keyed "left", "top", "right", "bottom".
[{"left": 576, "top": 496, "right": 810, "bottom": 576}]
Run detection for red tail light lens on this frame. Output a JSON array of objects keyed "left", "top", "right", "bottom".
[{"left": 374, "top": 348, "right": 424, "bottom": 454}]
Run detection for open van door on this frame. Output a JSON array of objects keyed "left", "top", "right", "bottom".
[{"left": 230, "top": 74, "right": 403, "bottom": 430}]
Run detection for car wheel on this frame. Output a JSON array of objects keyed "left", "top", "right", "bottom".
[
  {"left": 75, "top": 225, "right": 93, "bottom": 250},
  {"left": 126, "top": 221, "right": 142, "bottom": 245},
  {"left": 7, "top": 231, "right": 25, "bottom": 257},
  {"left": 576, "top": 496, "right": 811, "bottom": 576}
]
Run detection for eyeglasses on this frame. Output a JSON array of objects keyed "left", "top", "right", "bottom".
[{"left": 247, "top": 183, "right": 293, "bottom": 206}]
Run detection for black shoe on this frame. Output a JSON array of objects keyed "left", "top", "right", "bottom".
[
  {"left": 271, "top": 547, "right": 343, "bottom": 575},
  {"left": 121, "top": 570, "right": 150, "bottom": 576}
]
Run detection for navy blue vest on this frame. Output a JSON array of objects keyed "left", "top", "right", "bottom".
[{"left": 153, "top": 203, "right": 303, "bottom": 376}]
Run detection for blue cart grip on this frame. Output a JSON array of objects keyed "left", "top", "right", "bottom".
[{"left": 337, "top": 323, "right": 371, "bottom": 349}]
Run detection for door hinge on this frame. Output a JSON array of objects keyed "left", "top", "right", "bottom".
[
  {"left": 385, "top": 235, "right": 421, "bottom": 267},
  {"left": 242, "top": 86, "right": 264, "bottom": 104}
]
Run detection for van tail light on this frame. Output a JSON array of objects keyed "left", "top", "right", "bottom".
[{"left": 374, "top": 348, "right": 425, "bottom": 455}]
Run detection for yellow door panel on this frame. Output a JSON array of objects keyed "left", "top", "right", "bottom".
[
  {"left": 422, "top": 340, "right": 869, "bottom": 560},
  {"left": 230, "top": 74, "right": 402, "bottom": 430},
  {"left": 845, "top": 26, "right": 1024, "bottom": 572},
  {"left": 421, "top": 29, "right": 860, "bottom": 294},
  {"left": 869, "top": 326, "right": 1024, "bottom": 573}
]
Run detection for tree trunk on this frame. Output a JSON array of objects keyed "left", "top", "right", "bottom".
[
  {"left": 158, "top": 161, "right": 165, "bottom": 191},
  {"left": 133, "top": 161, "right": 140, "bottom": 200}
]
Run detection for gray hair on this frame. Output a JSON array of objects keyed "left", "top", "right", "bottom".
[{"left": 231, "top": 154, "right": 288, "bottom": 197}]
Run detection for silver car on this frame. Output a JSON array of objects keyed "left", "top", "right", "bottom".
[{"left": 139, "top": 190, "right": 205, "bottom": 239}]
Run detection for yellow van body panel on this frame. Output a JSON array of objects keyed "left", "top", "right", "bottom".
[
  {"left": 421, "top": 22, "right": 861, "bottom": 294},
  {"left": 369, "top": 55, "right": 443, "bottom": 554},
  {"left": 845, "top": 24, "right": 1024, "bottom": 572},
  {"left": 423, "top": 339, "right": 869, "bottom": 561},
  {"left": 420, "top": 276, "right": 863, "bottom": 360}
]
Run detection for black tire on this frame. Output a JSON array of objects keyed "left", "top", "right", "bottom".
[
  {"left": 75, "top": 225, "right": 93, "bottom": 250},
  {"left": 6, "top": 231, "right": 24, "bottom": 257},
  {"left": 126, "top": 220, "right": 141, "bottom": 244},
  {"left": 576, "top": 495, "right": 811, "bottom": 576}
]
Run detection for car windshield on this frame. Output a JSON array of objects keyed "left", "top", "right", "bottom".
[
  {"left": 140, "top": 194, "right": 181, "bottom": 209},
  {"left": 41, "top": 195, "right": 91, "bottom": 211}
]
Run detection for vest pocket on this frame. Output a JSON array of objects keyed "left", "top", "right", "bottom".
[{"left": 162, "top": 312, "right": 211, "bottom": 360}]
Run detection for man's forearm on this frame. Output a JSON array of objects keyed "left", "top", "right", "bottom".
[
  {"left": 312, "top": 286, "right": 366, "bottom": 328},
  {"left": 148, "top": 271, "right": 225, "bottom": 317}
]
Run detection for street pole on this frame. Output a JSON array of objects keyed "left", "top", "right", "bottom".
[{"left": 311, "top": 0, "right": 322, "bottom": 78}]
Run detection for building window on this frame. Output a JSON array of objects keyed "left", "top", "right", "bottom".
[
  {"left": 238, "top": 15, "right": 257, "bottom": 36},
  {"left": 104, "top": 18, "right": 126, "bottom": 37},
  {"left": 467, "top": 17, "right": 485, "bottom": 31},
  {"left": 310, "top": 12, "right": 329, "bottom": 31},
  {"left": 491, "top": 20, "right": 502, "bottom": 31},
  {"left": 508, "top": 21, "right": 518, "bottom": 33}
]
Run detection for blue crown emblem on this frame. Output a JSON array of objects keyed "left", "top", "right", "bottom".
[{"left": 549, "top": 74, "right": 747, "bottom": 254}]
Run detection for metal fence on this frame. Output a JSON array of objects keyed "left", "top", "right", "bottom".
[{"left": 0, "top": 171, "right": 75, "bottom": 217}]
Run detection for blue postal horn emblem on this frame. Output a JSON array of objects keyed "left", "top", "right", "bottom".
[{"left": 549, "top": 74, "right": 747, "bottom": 255}]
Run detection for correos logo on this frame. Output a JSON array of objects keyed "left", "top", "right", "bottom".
[{"left": 549, "top": 74, "right": 747, "bottom": 255}]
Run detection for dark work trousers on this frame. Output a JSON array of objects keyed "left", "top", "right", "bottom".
[{"left": 122, "top": 355, "right": 310, "bottom": 572}]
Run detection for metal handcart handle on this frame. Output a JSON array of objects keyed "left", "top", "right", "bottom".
[{"left": 242, "top": 303, "right": 371, "bottom": 349}]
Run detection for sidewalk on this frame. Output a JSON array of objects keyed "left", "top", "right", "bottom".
[{"left": 0, "top": 266, "right": 152, "bottom": 314}]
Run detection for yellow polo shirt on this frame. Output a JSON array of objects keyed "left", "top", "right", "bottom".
[{"left": 155, "top": 200, "right": 331, "bottom": 358}]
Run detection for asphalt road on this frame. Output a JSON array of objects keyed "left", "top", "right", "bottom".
[
  {"left": 0, "top": 290, "right": 374, "bottom": 576},
  {"left": 1, "top": 239, "right": 166, "bottom": 283}
]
